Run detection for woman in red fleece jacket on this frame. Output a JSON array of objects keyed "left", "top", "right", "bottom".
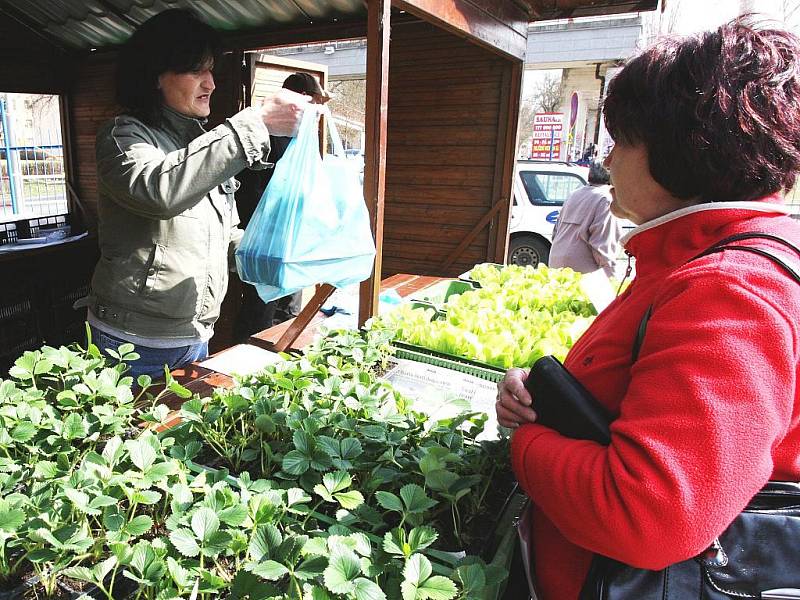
[{"left": 496, "top": 18, "right": 800, "bottom": 600}]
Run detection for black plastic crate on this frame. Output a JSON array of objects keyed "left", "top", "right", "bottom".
[
  {"left": 0, "top": 292, "right": 32, "bottom": 321},
  {"left": 1, "top": 315, "right": 40, "bottom": 355},
  {"left": 17, "top": 213, "right": 69, "bottom": 239},
  {"left": 0, "top": 285, "right": 40, "bottom": 367},
  {"left": 0, "top": 312, "right": 41, "bottom": 375},
  {"left": 0, "top": 213, "right": 80, "bottom": 246},
  {"left": 43, "top": 278, "right": 91, "bottom": 347},
  {"left": 51, "top": 320, "right": 88, "bottom": 348},
  {"left": 50, "top": 279, "right": 90, "bottom": 309},
  {"left": 0, "top": 221, "right": 19, "bottom": 245}
]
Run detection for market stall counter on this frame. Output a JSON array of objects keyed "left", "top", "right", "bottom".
[
  {"left": 157, "top": 274, "right": 448, "bottom": 410},
  {"left": 249, "top": 273, "right": 445, "bottom": 352}
]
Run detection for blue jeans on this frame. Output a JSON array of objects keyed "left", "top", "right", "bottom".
[{"left": 90, "top": 326, "right": 208, "bottom": 382}]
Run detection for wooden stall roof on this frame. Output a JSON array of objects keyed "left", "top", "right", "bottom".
[
  {"left": 525, "top": 0, "right": 661, "bottom": 20},
  {"left": 0, "top": 0, "right": 658, "bottom": 55}
]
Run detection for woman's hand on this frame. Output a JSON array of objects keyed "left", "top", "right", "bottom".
[
  {"left": 496, "top": 367, "right": 538, "bottom": 429},
  {"left": 260, "top": 89, "right": 310, "bottom": 136}
]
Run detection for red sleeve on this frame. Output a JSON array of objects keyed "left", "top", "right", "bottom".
[{"left": 511, "top": 265, "right": 798, "bottom": 569}]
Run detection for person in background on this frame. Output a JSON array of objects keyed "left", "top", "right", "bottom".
[
  {"left": 496, "top": 18, "right": 800, "bottom": 600},
  {"left": 233, "top": 72, "right": 331, "bottom": 343},
  {"left": 548, "top": 160, "right": 623, "bottom": 278},
  {"left": 79, "top": 9, "right": 309, "bottom": 380},
  {"left": 577, "top": 142, "right": 597, "bottom": 166}
]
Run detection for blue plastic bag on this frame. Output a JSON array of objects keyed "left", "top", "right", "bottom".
[{"left": 236, "top": 105, "right": 376, "bottom": 302}]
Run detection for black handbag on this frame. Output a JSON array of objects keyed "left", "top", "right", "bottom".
[
  {"left": 517, "top": 232, "right": 800, "bottom": 600},
  {"left": 579, "top": 481, "right": 800, "bottom": 599}
]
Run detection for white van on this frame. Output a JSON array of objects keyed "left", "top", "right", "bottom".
[{"left": 508, "top": 160, "right": 589, "bottom": 266}]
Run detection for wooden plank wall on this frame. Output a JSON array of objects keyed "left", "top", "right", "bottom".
[
  {"left": 69, "top": 52, "right": 119, "bottom": 231},
  {"left": 251, "top": 64, "right": 294, "bottom": 104},
  {"left": 383, "top": 21, "right": 513, "bottom": 277}
]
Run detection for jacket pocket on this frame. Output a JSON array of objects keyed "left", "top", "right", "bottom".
[{"left": 140, "top": 243, "right": 165, "bottom": 297}]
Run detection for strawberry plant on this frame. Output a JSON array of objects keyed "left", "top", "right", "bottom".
[
  {"left": 175, "top": 328, "right": 515, "bottom": 588},
  {"left": 0, "top": 492, "right": 28, "bottom": 586},
  {"left": 0, "top": 322, "right": 517, "bottom": 599}
]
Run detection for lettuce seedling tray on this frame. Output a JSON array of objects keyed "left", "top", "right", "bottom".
[
  {"left": 458, "top": 263, "right": 504, "bottom": 289},
  {"left": 407, "top": 299, "right": 441, "bottom": 315},
  {"left": 393, "top": 342, "right": 505, "bottom": 383},
  {"left": 408, "top": 279, "right": 477, "bottom": 306}
]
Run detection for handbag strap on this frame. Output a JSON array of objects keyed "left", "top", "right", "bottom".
[{"left": 631, "top": 232, "right": 800, "bottom": 363}]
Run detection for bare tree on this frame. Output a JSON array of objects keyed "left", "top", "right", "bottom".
[
  {"left": 26, "top": 94, "right": 55, "bottom": 120},
  {"left": 778, "top": 0, "right": 800, "bottom": 32},
  {"left": 327, "top": 79, "right": 365, "bottom": 150},
  {"left": 517, "top": 72, "right": 562, "bottom": 155},
  {"left": 517, "top": 96, "right": 536, "bottom": 156},
  {"left": 781, "top": 0, "right": 800, "bottom": 18},
  {"left": 531, "top": 72, "right": 562, "bottom": 113},
  {"left": 642, "top": 0, "right": 683, "bottom": 43}
]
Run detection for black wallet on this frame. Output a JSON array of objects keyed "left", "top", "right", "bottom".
[{"left": 524, "top": 355, "right": 612, "bottom": 445}]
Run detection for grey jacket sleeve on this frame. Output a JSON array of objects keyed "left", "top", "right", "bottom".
[
  {"left": 96, "top": 107, "right": 271, "bottom": 220},
  {"left": 229, "top": 201, "right": 245, "bottom": 271},
  {"left": 588, "top": 199, "right": 624, "bottom": 278}
]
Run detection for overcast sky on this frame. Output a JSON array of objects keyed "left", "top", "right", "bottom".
[{"left": 661, "top": 0, "right": 799, "bottom": 35}]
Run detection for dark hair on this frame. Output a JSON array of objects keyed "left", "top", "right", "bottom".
[
  {"left": 588, "top": 160, "right": 610, "bottom": 185},
  {"left": 116, "top": 9, "right": 221, "bottom": 126},
  {"left": 604, "top": 17, "right": 800, "bottom": 202},
  {"left": 282, "top": 72, "right": 324, "bottom": 96}
]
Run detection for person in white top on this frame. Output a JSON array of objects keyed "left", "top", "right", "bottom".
[{"left": 548, "top": 160, "right": 623, "bottom": 278}]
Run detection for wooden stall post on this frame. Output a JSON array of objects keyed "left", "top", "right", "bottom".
[
  {"left": 489, "top": 61, "right": 523, "bottom": 262},
  {"left": 271, "top": 284, "right": 337, "bottom": 352},
  {"left": 358, "top": 0, "right": 391, "bottom": 327}
]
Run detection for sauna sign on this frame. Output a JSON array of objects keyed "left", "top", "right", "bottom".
[{"left": 532, "top": 112, "right": 563, "bottom": 160}]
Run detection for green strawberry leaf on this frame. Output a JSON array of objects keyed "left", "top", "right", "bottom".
[
  {"left": 249, "top": 560, "right": 289, "bottom": 581},
  {"left": 191, "top": 507, "right": 220, "bottom": 542},
  {"left": 375, "top": 491, "right": 403, "bottom": 512},
  {"left": 334, "top": 490, "right": 364, "bottom": 510},
  {"left": 169, "top": 528, "right": 200, "bottom": 557},
  {"left": 323, "top": 549, "right": 361, "bottom": 594}
]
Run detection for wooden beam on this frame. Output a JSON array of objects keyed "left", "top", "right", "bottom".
[
  {"left": 393, "top": 0, "right": 528, "bottom": 61},
  {"left": 221, "top": 20, "right": 368, "bottom": 53},
  {"left": 489, "top": 60, "right": 522, "bottom": 264},
  {"left": 525, "top": 0, "right": 659, "bottom": 20},
  {"left": 358, "top": 0, "right": 391, "bottom": 327},
  {"left": 272, "top": 284, "right": 336, "bottom": 352},
  {"left": 438, "top": 198, "right": 506, "bottom": 272}
]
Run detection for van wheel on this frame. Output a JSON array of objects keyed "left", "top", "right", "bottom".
[{"left": 508, "top": 235, "right": 549, "bottom": 267}]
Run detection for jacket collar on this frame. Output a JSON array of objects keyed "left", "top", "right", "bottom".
[
  {"left": 622, "top": 196, "right": 793, "bottom": 276},
  {"left": 160, "top": 105, "right": 207, "bottom": 141}
]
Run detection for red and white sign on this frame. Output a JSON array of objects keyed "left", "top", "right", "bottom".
[{"left": 531, "top": 112, "right": 563, "bottom": 158}]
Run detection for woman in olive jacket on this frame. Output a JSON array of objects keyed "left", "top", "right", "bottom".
[{"left": 80, "top": 9, "right": 308, "bottom": 379}]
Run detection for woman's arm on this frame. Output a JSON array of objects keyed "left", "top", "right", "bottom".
[{"left": 96, "top": 107, "right": 271, "bottom": 219}]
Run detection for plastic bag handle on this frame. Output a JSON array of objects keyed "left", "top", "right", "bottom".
[
  {"left": 318, "top": 105, "right": 346, "bottom": 157},
  {"left": 295, "top": 105, "right": 322, "bottom": 151}
]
